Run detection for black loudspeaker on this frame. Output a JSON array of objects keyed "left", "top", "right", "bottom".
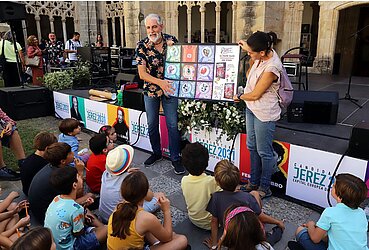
[
  {"left": 0, "top": 87, "right": 53, "bottom": 120},
  {"left": 348, "top": 121, "right": 369, "bottom": 160},
  {"left": 0, "top": 2, "right": 26, "bottom": 22},
  {"left": 77, "top": 47, "right": 111, "bottom": 76},
  {"left": 287, "top": 91, "right": 339, "bottom": 124},
  {"left": 123, "top": 89, "right": 145, "bottom": 112}
]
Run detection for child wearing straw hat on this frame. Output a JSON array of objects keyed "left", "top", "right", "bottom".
[{"left": 99, "top": 145, "right": 162, "bottom": 223}]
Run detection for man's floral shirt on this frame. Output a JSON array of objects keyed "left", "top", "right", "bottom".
[{"left": 135, "top": 33, "right": 178, "bottom": 97}]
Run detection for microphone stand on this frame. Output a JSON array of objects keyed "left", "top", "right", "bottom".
[
  {"left": 9, "top": 22, "right": 25, "bottom": 88},
  {"left": 339, "top": 24, "right": 369, "bottom": 109}
]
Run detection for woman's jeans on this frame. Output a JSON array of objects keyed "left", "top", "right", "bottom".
[
  {"left": 246, "top": 108, "right": 276, "bottom": 191},
  {"left": 144, "top": 95, "right": 181, "bottom": 162}
]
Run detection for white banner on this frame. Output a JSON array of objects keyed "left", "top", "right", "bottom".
[
  {"left": 53, "top": 91, "right": 71, "bottom": 119},
  {"left": 286, "top": 145, "right": 368, "bottom": 208},
  {"left": 128, "top": 109, "right": 152, "bottom": 152},
  {"left": 191, "top": 128, "right": 241, "bottom": 172},
  {"left": 84, "top": 99, "right": 108, "bottom": 132}
]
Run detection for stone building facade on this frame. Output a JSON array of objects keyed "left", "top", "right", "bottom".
[{"left": 15, "top": 1, "right": 369, "bottom": 76}]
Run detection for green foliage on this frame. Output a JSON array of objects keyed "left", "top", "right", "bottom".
[
  {"left": 44, "top": 70, "right": 73, "bottom": 90},
  {"left": 72, "top": 61, "right": 91, "bottom": 87}
]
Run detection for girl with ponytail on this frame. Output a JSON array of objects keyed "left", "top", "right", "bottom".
[
  {"left": 234, "top": 31, "right": 285, "bottom": 199},
  {"left": 107, "top": 171, "right": 188, "bottom": 249}
]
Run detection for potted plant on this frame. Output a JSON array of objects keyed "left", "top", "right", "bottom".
[{"left": 43, "top": 70, "right": 73, "bottom": 91}]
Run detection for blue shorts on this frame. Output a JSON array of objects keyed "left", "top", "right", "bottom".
[
  {"left": 296, "top": 228, "right": 327, "bottom": 250},
  {"left": 0, "top": 125, "right": 17, "bottom": 148},
  {"left": 73, "top": 231, "right": 100, "bottom": 250}
]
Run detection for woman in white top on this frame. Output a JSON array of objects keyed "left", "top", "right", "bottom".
[
  {"left": 234, "top": 31, "right": 284, "bottom": 199},
  {"left": 218, "top": 205, "right": 274, "bottom": 250}
]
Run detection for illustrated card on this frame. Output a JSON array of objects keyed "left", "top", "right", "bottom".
[
  {"left": 197, "top": 64, "right": 214, "bottom": 81},
  {"left": 182, "top": 45, "right": 198, "bottom": 63},
  {"left": 223, "top": 83, "right": 235, "bottom": 99},
  {"left": 195, "top": 81, "right": 213, "bottom": 99},
  {"left": 198, "top": 45, "right": 215, "bottom": 63},
  {"left": 164, "top": 63, "right": 180, "bottom": 80},
  {"left": 179, "top": 81, "right": 196, "bottom": 98},
  {"left": 166, "top": 45, "right": 181, "bottom": 62},
  {"left": 168, "top": 81, "right": 180, "bottom": 97},
  {"left": 181, "top": 63, "right": 197, "bottom": 81}
]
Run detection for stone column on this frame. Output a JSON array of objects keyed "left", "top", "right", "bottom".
[
  {"left": 50, "top": 17, "right": 55, "bottom": 33},
  {"left": 62, "top": 18, "right": 67, "bottom": 43},
  {"left": 187, "top": 6, "right": 192, "bottom": 43},
  {"left": 120, "top": 17, "right": 125, "bottom": 47},
  {"left": 232, "top": 2, "right": 237, "bottom": 43},
  {"left": 111, "top": 17, "right": 116, "bottom": 46},
  {"left": 35, "top": 16, "right": 42, "bottom": 41},
  {"left": 215, "top": 2, "right": 221, "bottom": 43},
  {"left": 103, "top": 20, "right": 109, "bottom": 46},
  {"left": 173, "top": 7, "right": 179, "bottom": 38},
  {"left": 22, "top": 20, "right": 28, "bottom": 45},
  {"left": 200, "top": 4, "right": 206, "bottom": 43}
]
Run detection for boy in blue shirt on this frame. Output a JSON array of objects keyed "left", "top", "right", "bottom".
[
  {"left": 45, "top": 167, "right": 107, "bottom": 250},
  {"left": 295, "top": 173, "right": 368, "bottom": 250}
]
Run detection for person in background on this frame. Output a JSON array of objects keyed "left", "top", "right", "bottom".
[
  {"left": 135, "top": 13, "right": 185, "bottom": 175},
  {"left": 20, "top": 131, "right": 57, "bottom": 196},
  {"left": 0, "top": 108, "right": 25, "bottom": 181},
  {"left": 10, "top": 226, "right": 56, "bottom": 250},
  {"left": 64, "top": 32, "right": 82, "bottom": 65},
  {"left": 0, "top": 30, "right": 24, "bottom": 87},
  {"left": 45, "top": 32, "right": 64, "bottom": 67},
  {"left": 99, "top": 125, "right": 117, "bottom": 144},
  {"left": 86, "top": 134, "right": 114, "bottom": 194},
  {"left": 235, "top": 31, "right": 282, "bottom": 199},
  {"left": 26, "top": 35, "right": 44, "bottom": 86},
  {"left": 95, "top": 34, "right": 104, "bottom": 47}
]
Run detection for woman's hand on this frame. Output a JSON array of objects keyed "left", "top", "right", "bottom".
[
  {"left": 238, "top": 40, "right": 247, "bottom": 51},
  {"left": 3, "top": 123, "right": 13, "bottom": 136}
]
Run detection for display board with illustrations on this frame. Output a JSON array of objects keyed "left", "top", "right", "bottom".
[{"left": 164, "top": 44, "right": 240, "bottom": 101}]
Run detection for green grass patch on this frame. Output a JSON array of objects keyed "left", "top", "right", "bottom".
[{"left": 2, "top": 121, "right": 43, "bottom": 170}]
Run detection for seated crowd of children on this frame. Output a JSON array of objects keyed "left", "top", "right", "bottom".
[{"left": 0, "top": 116, "right": 368, "bottom": 250}]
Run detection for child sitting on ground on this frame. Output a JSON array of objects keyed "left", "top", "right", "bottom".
[
  {"left": 205, "top": 160, "right": 284, "bottom": 249},
  {"left": 86, "top": 134, "right": 115, "bottom": 194},
  {"left": 107, "top": 171, "right": 188, "bottom": 250},
  {"left": 218, "top": 204, "right": 274, "bottom": 250},
  {"left": 10, "top": 226, "right": 56, "bottom": 250},
  {"left": 294, "top": 173, "right": 368, "bottom": 250},
  {"left": 99, "top": 145, "right": 162, "bottom": 223},
  {"left": 20, "top": 131, "right": 57, "bottom": 196},
  {"left": 45, "top": 167, "right": 107, "bottom": 250},
  {"left": 58, "top": 118, "right": 89, "bottom": 163},
  {"left": 99, "top": 125, "right": 117, "bottom": 144},
  {"left": 0, "top": 191, "right": 30, "bottom": 249},
  {"left": 28, "top": 142, "right": 94, "bottom": 224},
  {"left": 181, "top": 142, "right": 221, "bottom": 230}
]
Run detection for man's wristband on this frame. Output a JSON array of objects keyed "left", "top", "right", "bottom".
[{"left": 237, "top": 93, "right": 243, "bottom": 100}]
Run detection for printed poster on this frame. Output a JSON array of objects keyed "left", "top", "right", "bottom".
[
  {"left": 164, "top": 43, "right": 240, "bottom": 101},
  {"left": 84, "top": 99, "right": 108, "bottom": 132},
  {"left": 190, "top": 128, "right": 241, "bottom": 172},
  {"left": 239, "top": 134, "right": 291, "bottom": 196},
  {"left": 53, "top": 91, "right": 71, "bottom": 119},
  {"left": 286, "top": 145, "right": 368, "bottom": 208},
  {"left": 212, "top": 45, "right": 240, "bottom": 101},
  {"left": 107, "top": 104, "right": 130, "bottom": 144},
  {"left": 69, "top": 95, "right": 86, "bottom": 126},
  {"left": 128, "top": 109, "right": 152, "bottom": 152}
]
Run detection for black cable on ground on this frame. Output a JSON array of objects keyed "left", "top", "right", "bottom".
[
  {"left": 130, "top": 111, "right": 144, "bottom": 146},
  {"left": 327, "top": 148, "right": 349, "bottom": 207}
]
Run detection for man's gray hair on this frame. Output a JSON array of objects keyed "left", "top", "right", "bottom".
[{"left": 144, "top": 13, "right": 163, "bottom": 26}]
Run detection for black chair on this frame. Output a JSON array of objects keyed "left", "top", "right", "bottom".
[{"left": 281, "top": 47, "right": 311, "bottom": 90}]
